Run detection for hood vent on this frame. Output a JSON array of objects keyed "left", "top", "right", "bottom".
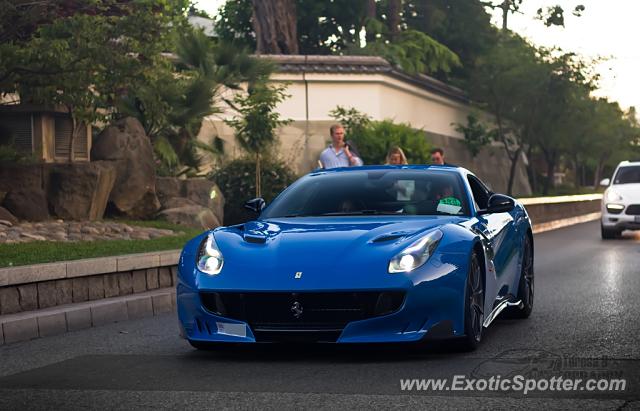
[
  {"left": 371, "top": 234, "right": 405, "bottom": 243},
  {"left": 244, "top": 234, "right": 267, "bottom": 244}
]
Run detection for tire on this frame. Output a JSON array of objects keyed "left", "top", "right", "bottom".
[
  {"left": 601, "top": 224, "right": 620, "bottom": 239},
  {"left": 459, "top": 252, "right": 485, "bottom": 351},
  {"left": 508, "top": 234, "right": 534, "bottom": 319}
]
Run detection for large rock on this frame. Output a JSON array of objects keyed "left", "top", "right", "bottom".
[
  {"left": 91, "top": 117, "right": 160, "bottom": 218},
  {"left": 0, "top": 206, "right": 18, "bottom": 225},
  {"left": 162, "top": 197, "right": 200, "bottom": 209},
  {"left": 158, "top": 205, "right": 221, "bottom": 230},
  {"left": 0, "top": 164, "right": 49, "bottom": 221},
  {"left": 48, "top": 162, "right": 117, "bottom": 220},
  {"left": 156, "top": 177, "right": 224, "bottom": 224},
  {"left": 183, "top": 179, "right": 224, "bottom": 223},
  {"left": 155, "top": 177, "right": 182, "bottom": 206},
  {"left": 3, "top": 188, "right": 49, "bottom": 221}
]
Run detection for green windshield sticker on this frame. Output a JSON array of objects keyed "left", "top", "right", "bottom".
[
  {"left": 437, "top": 196, "right": 462, "bottom": 214},
  {"left": 439, "top": 196, "right": 461, "bottom": 207}
]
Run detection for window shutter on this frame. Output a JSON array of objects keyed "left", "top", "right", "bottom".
[
  {"left": 0, "top": 114, "right": 33, "bottom": 152},
  {"left": 54, "top": 115, "right": 89, "bottom": 160},
  {"left": 74, "top": 124, "right": 89, "bottom": 160},
  {"left": 54, "top": 116, "right": 72, "bottom": 159}
]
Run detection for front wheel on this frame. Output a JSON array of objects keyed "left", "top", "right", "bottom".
[
  {"left": 459, "top": 253, "right": 485, "bottom": 351},
  {"left": 601, "top": 224, "right": 620, "bottom": 239}
]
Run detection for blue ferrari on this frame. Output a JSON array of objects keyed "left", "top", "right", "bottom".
[{"left": 177, "top": 165, "right": 534, "bottom": 350}]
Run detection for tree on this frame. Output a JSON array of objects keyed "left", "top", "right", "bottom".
[
  {"left": 467, "top": 34, "right": 547, "bottom": 195},
  {"left": 404, "top": 0, "right": 499, "bottom": 84},
  {"left": 455, "top": 114, "right": 495, "bottom": 158},
  {"left": 536, "top": 4, "right": 585, "bottom": 27},
  {"left": 225, "top": 81, "right": 292, "bottom": 197},
  {"left": 118, "top": 29, "right": 272, "bottom": 176},
  {"left": 0, "top": 0, "right": 189, "bottom": 161},
  {"left": 351, "top": 29, "right": 461, "bottom": 75},
  {"left": 215, "top": 0, "right": 460, "bottom": 76},
  {"left": 528, "top": 51, "right": 597, "bottom": 194},
  {"left": 251, "top": 0, "right": 299, "bottom": 54},
  {"left": 216, "top": 0, "right": 256, "bottom": 50}
]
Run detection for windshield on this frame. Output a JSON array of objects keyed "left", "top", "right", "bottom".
[
  {"left": 261, "top": 169, "right": 470, "bottom": 218},
  {"left": 613, "top": 166, "right": 640, "bottom": 185}
]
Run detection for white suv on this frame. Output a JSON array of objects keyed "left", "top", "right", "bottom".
[{"left": 600, "top": 160, "right": 640, "bottom": 239}]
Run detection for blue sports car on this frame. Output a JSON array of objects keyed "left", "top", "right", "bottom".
[{"left": 177, "top": 165, "right": 534, "bottom": 350}]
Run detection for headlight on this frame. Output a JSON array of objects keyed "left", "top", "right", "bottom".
[
  {"left": 388, "top": 229, "right": 443, "bottom": 273},
  {"left": 197, "top": 233, "right": 224, "bottom": 275},
  {"left": 606, "top": 190, "right": 623, "bottom": 202}
]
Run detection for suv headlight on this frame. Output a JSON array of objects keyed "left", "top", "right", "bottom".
[
  {"left": 606, "top": 189, "right": 623, "bottom": 202},
  {"left": 389, "top": 229, "right": 443, "bottom": 273},
  {"left": 197, "top": 233, "right": 224, "bottom": 275}
]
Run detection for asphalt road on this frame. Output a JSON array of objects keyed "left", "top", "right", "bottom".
[{"left": 1, "top": 220, "right": 639, "bottom": 410}]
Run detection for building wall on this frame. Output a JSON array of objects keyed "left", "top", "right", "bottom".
[{"left": 197, "top": 72, "right": 532, "bottom": 196}]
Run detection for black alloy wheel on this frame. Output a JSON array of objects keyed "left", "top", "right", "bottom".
[
  {"left": 461, "top": 252, "right": 484, "bottom": 351},
  {"left": 508, "top": 234, "right": 534, "bottom": 318}
]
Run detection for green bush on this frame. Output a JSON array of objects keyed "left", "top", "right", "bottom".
[
  {"left": 352, "top": 120, "right": 433, "bottom": 165},
  {"left": 330, "top": 106, "right": 432, "bottom": 165},
  {"left": 210, "top": 157, "right": 297, "bottom": 225}
]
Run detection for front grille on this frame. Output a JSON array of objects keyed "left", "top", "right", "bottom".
[
  {"left": 625, "top": 204, "right": 640, "bottom": 215},
  {"left": 200, "top": 291, "right": 405, "bottom": 342}
]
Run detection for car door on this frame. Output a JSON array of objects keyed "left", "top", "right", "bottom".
[{"left": 466, "top": 175, "right": 521, "bottom": 305}]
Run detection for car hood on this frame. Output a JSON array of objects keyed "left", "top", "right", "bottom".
[
  {"left": 214, "top": 216, "right": 465, "bottom": 273},
  {"left": 609, "top": 183, "right": 640, "bottom": 202}
]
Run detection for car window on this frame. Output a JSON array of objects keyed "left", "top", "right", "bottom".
[
  {"left": 262, "top": 169, "right": 471, "bottom": 218},
  {"left": 467, "top": 175, "right": 491, "bottom": 210},
  {"left": 613, "top": 166, "right": 640, "bottom": 184}
]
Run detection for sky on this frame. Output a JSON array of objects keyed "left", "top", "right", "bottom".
[{"left": 195, "top": 0, "right": 639, "bottom": 111}]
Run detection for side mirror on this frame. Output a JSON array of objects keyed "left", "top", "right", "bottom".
[
  {"left": 599, "top": 178, "right": 610, "bottom": 187},
  {"left": 244, "top": 197, "right": 266, "bottom": 213},
  {"left": 478, "top": 194, "right": 515, "bottom": 215}
]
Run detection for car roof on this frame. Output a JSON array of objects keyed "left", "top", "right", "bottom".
[
  {"left": 617, "top": 160, "right": 640, "bottom": 167},
  {"left": 311, "top": 164, "right": 472, "bottom": 176}
]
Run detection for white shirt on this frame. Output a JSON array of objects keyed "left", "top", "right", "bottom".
[{"left": 318, "top": 145, "right": 363, "bottom": 169}]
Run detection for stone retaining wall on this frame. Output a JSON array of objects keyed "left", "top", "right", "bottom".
[
  {"left": 0, "top": 251, "right": 179, "bottom": 316},
  {"left": 519, "top": 194, "right": 602, "bottom": 225}
]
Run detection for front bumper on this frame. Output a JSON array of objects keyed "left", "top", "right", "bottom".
[
  {"left": 176, "top": 255, "right": 468, "bottom": 344},
  {"left": 601, "top": 204, "right": 640, "bottom": 231}
]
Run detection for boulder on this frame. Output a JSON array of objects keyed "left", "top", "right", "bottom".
[
  {"left": 48, "top": 162, "right": 116, "bottom": 220},
  {"left": 3, "top": 188, "right": 49, "bottom": 221},
  {"left": 158, "top": 205, "right": 221, "bottom": 230},
  {"left": 0, "top": 206, "right": 18, "bottom": 225},
  {"left": 183, "top": 179, "right": 225, "bottom": 223},
  {"left": 0, "top": 164, "right": 44, "bottom": 194},
  {"left": 155, "top": 177, "right": 225, "bottom": 224},
  {"left": 162, "top": 197, "right": 200, "bottom": 210},
  {"left": 91, "top": 117, "right": 160, "bottom": 218},
  {"left": 156, "top": 177, "right": 182, "bottom": 206}
]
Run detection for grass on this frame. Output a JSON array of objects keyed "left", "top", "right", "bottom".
[{"left": 0, "top": 220, "right": 203, "bottom": 268}]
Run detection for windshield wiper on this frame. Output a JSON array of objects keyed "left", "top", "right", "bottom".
[
  {"left": 280, "top": 210, "right": 402, "bottom": 217},
  {"left": 317, "top": 210, "right": 403, "bottom": 216}
]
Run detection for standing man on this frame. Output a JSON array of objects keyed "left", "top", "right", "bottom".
[
  {"left": 318, "top": 124, "right": 363, "bottom": 169},
  {"left": 430, "top": 147, "right": 453, "bottom": 166}
]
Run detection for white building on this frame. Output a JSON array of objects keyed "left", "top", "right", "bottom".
[{"left": 198, "top": 55, "right": 531, "bottom": 196}]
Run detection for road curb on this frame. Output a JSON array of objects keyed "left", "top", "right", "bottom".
[
  {"left": 532, "top": 212, "right": 601, "bottom": 234},
  {"left": 0, "top": 288, "right": 176, "bottom": 346}
]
